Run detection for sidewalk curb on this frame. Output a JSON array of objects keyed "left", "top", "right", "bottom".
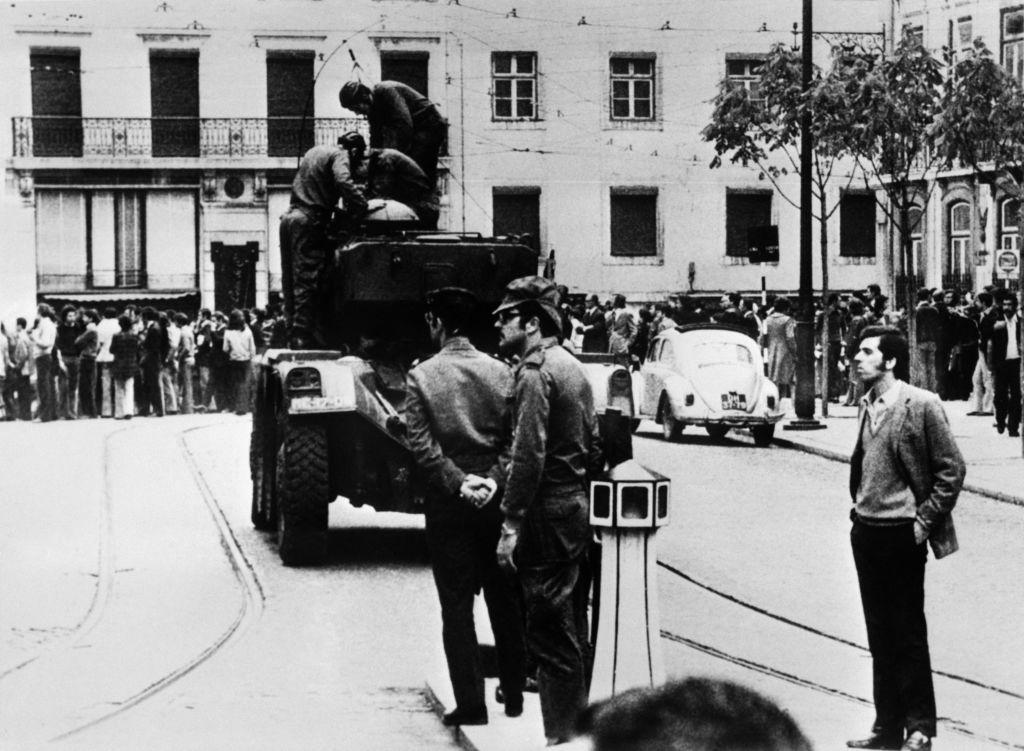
[{"left": 773, "top": 437, "right": 1024, "bottom": 508}]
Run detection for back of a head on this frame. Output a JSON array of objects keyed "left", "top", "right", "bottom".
[
  {"left": 728, "top": 292, "right": 742, "bottom": 307},
  {"left": 580, "top": 677, "right": 813, "bottom": 751},
  {"left": 916, "top": 288, "right": 932, "bottom": 303},
  {"left": 117, "top": 315, "right": 131, "bottom": 331},
  {"left": 614, "top": 294, "right": 627, "bottom": 309},
  {"left": 426, "top": 287, "right": 477, "bottom": 336}
]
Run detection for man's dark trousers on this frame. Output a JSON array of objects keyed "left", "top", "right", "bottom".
[
  {"left": 425, "top": 495, "right": 525, "bottom": 713},
  {"left": 993, "top": 358, "right": 1021, "bottom": 433},
  {"left": 140, "top": 360, "right": 163, "bottom": 416},
  {"left": 851, "top": 521, "right": 936, "bottom": 740},
  {"left": 518, "top": 488, "right": 591, "bottom": 742},
  {"left": 35, "top": 354, "right": 57, "bottom": 421},
  {"left": 279, "top": 206, "right": 329, "bottom": 341}
]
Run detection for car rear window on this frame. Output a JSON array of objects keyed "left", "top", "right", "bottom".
[{"left": 692, "top": 342, "right": 753, "bottom": 366}]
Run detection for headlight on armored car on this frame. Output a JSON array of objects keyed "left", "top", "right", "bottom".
[{"left": 286, "top": 367, "right": 323, "bottom": 397}]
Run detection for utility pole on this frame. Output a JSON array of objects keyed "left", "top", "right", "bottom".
[{"left": 785, "top": 0, "right": 825, "bottom": 431}]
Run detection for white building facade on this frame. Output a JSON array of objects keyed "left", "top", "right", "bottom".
[{"left": 1, "top": 0, "right": 887, "bottom": 324}]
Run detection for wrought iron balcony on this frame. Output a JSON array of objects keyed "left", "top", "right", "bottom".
[{"left": 12, "top": 116, "right": 367, "bottom": 159}]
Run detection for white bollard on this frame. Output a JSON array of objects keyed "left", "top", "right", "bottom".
[{"left": 588, "top": 459, "right": 670, "bottom": 703}]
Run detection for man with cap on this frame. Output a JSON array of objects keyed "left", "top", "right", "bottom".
[
  {"left": 341, "top": 131, "right": 440, "bottom": 229},
  {"left": 494, "top": 276, "right": 604, "bottom": 746},
  {"left": 339, "top": 80, "right": 447, "bottom": 186},
  {"left": 405, "top": 287, "right": 526, "bottom": 727},
  {"left": 279, "top": 142, "right": 368, "bottom": 349}
]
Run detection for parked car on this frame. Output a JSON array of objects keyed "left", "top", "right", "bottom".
[{"left": 635, "top": 323, "right": 784, "bottom": 446}]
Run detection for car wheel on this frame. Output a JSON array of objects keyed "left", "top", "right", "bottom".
[
  {"left": 705, "top": 424, "right": 729, "bottom": 440},
  {"left": 751, "top": 424, "right": 775, "bottom": 447},
  {"left": 277, "top": 423, "right": 330, "bottom": 566},
  {"left": 659, "top": 397, "right": 683, "bottom": 441}
]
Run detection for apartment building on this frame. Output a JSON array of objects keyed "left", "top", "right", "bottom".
[
  {"left": 1, "top": 0, "right": 885, "bottom": 323},
  {"left": 889, "top": 0, "right": 1023, "bottom": 294}
]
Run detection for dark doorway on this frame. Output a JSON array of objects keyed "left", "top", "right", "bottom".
[
  {"left": 30, "top": 47, "right": 83, "bottom": 156},
  {"left": 267, "top": 50, "right": 315, "bottom": 158},
  {"left": 380, "top": 51, "right": 429, "bottom": 98},
  {"left": 212, "top": 242, "right": 259, "bottom": 313},
  {"left": 150, "top": 50, "right": 200, "bottom": 157},
  {"left": 492, "top": 188, "right": 540, "bottom": 251}
]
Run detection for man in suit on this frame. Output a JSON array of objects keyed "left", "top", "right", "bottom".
[
  {"left": 404, "top": 287, "right": 526, "bottom": 727},
  {"left": 847, "top": 326, "right": 966, "bottom": 751},
  {"left": 988, "top": 292, "right": 1022, "bottom": 438},
  {"left": 577, "top": 294, "right": 609, "bottom": 353}
]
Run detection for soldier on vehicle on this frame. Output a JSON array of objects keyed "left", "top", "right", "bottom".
[
  {"left": 279, "top": 144, "right": 368, "bottom": 349},
  {"left": 404, "top": 287, "right": 526, "bottom": 728},
  {"left": 339, "top": 80, "right": 447, "bottom": 186},
  {"left": 339, "top": 131, "right": 439, "bottom": 229},
  {"left": 493, "top": 276, "right": 604, "bottom": 746}
]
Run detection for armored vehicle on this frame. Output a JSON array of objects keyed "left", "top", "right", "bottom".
[{"left": 250, "top": 224, "right": 637, "bottom": 566}]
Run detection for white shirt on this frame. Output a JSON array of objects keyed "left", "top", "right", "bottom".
[
  {"left": 30, "top": 317, "right": 56, "bottom": 357},
  {"left": 95, "top": 317, "right": 120, "bottom": 363}
]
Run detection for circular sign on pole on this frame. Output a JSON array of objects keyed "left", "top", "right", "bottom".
[{"left": 996, "top": 250, "right": 1020, "bottom": 279}]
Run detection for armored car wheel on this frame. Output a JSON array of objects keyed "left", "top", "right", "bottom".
[
  {"left": 658, "top": 396, "right": 683, "bottom": 442},
  {"left": 751, "top": 424, "right": 775, "bottom": 447},
  {"left": 277, "top": 423, "right": 330, "bottom": 566},
  {"left": 705, "top": 424, "right": 729, "bottom": 440},
  {"left": 250, "top": 418, "right": 278, "bottom": 531}
]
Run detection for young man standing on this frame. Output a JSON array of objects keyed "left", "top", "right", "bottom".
[
  {"left": 847, "top": 326, "right": 966, "bottom": 751},
  {"left": 494, "top": 276, "right": 603, "bottom": 746},
  {"left": 404, "top": 287, "right": 526, "bottom": 728},
  {"left": 95, "top": 307, "right": 120, "bottom": 417}
]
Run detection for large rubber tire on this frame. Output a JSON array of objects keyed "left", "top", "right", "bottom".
[
  {"left": 277, "top": 423, "right": 330, "bottom": 566},
  {"left": 751, "top": 424, "right": 776, "bottom": 447},
  {"left": 705, "top": 424, "right": 729, "bottom": 440},
  {"left": 658, "top": 397, "right": 683, "bottom": 442},
  {"left": 249, "top": 418, "right": 267, "bottom": 528}
]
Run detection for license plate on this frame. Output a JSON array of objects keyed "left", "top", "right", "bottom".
[{"left": 721, "top": 392, "right": 746, "bottom": 410}]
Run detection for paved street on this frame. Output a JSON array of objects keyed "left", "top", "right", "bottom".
[{"left": 2, "top": 412, "right": 1022, "bottom": 750}]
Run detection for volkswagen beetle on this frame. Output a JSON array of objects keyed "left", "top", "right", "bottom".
[{"left": 635, "top": 323, "right": 784, "bottom": 446}]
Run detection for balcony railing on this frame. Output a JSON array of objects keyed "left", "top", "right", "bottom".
[{"left": 13, "top": 116, "right": 368, "bottom": 159}]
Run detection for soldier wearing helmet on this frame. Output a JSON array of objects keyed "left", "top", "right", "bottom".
[
  {"left": 339, "top": 80, "right": 447, "bottom": 186},
  {"left": 493, "top": 276, "right": 604, "bottom": 746}
]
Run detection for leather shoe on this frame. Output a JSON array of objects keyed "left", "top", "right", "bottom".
[
  {"left": 442, "top": 706, "right": 488, "bottom": 726},
  {"left": 1010, "top": 428, "right": 1020, "bottom": 437},
  {"left": 901, "top": 731, "right": 931, "bottom": 750},
  {"left": 847, "top": 731, "right": 902, "bottom": 749},
  {"left": 503, "top": 692, "right": 523, "bottom": 718}
]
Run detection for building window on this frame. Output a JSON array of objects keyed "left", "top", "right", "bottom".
[
  {"left": 1003, "top": 8, "right": 1024, "bottom": 82},
  {"left": 610, "top": 56, "right": 655, "bottom": 120},
  {"left": 150, "top": 50, "right": 199, "bottom": 157},
  {"left": 610, "top": 188, "right": 658, "bottom": 257},
  {"left": 492, "top": 187, "right": 540, "bottom": 251},
  {"left": 492, "top": 52, "right": 537, "bottom": 120},
  {"left": 839, "top": 192, "right": 876, "bottom": 257},
  {"left": 951, "top": 17, "right": 973, "bottom": 64},
  {"left": 725, "top": 190, "right": 771, "bottom": 257},
  {"left": 30, "top": 47, "right": 82, "bottom": 157},
  {"left": 725, "top": 57, "right": 764, "bottom": 103},
  {"left": 908, "top": 205, "right": 925, "bottom": 272},
  {"left": 380, "top": 50, "right": 429, "bottom": 97},
  {"left": 1000, "top": 197, "right": 1020, "bottom": 252},
  {"left": 267, "top": 50, "right": 315, "bottom": 157},
  {"left": 948, "top": 201, "right": 971, "bottom": 277},
  {"left": 36, "top": 191, "right": 87, "bottom": 291}
]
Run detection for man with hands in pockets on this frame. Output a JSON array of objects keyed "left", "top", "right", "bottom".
[{"left": 404, "top": 287, "right": 526, "bottom": 728}]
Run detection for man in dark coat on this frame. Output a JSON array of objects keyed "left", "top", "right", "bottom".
[
  {"left": 340, "top": 80, "right": 447, "bottom": 186},
  {"left": 494, "top": 276, "right": 604, "bottom": 746},
  {"left": 847, "top": 325, "right": 965, "bottom": 751},
  {"left": 138, "top": 307, "right": 166, "bottom": 417},
  {"left": 913, "top": 289, "right": 940, "bottom": 393},
  {"left": 279, "top": 144, "right": 367, "bottom": 348},
  {"left": 404, "top": 287, "right": 526, "bottom": 727},
  {"left": 577, "top": 295, "right": 608, "bottom": 353}
]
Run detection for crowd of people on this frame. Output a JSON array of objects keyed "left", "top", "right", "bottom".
[
  {"left": 0, "top": 302, "right": 286, "bottom": 423},
  {"left": 557, "top": 282, "right": 1022, "bottom": 438}
]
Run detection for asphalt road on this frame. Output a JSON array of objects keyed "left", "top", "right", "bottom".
[{"left": 1, "top": 416, "right": 1021, "bottom": 750}]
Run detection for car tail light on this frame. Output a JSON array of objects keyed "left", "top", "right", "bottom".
[
  {"left": 685, "top": 394, "right": 694, "bottom": 406},
  {"left": 767, "top": 396, "right": 776, "bottom": 409},
  {"left": 607, "top": 369, "right": 634, "bottom": 415},
  {"left": 286, "top": 367, "right": 323, "bottom": 396}
]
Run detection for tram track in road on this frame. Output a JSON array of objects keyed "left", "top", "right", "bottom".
[
  {"left": 1, "top": 418, "right": 264, "bottom": 744},
  {"left": 657, "top": 559, "right": 1024, "bottom": 750}
]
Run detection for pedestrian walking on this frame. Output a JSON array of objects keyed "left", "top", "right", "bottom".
[
  {"left": 988, "top": 292, "right": 1022, "bottom": 438},
  {"left": 109, "top": 315, "right": 138, "bottom": 419},
  {"left": 176, "top": 313, "right": 196, "bottom": 415},
  {"left": 966, "top": 291, "right": 996, "bottom": 416},
  {"left": 95, "top": 307, "right": 119, "bottom": 418},
  {"left": 607, "top": 294, "right": 636, "bottom": 358},
  {"left": 223, "top": 310, "right": 255, "bottom": 415},
  {"left": 493, "top": 276, "right": 604, "bottom": 746},
  {"left": 847, "top": 325, "right": 965, "bottom": 751},
  {"left": 762, "top": 297, "right": 797, "bottom": 401},
  {"left": 30, "top": 304, "right": 58, "bottom": 422},
  {"left": 404, "top": 287, "right": 526, "bottom": 728},
  {"left": 912, "top": 289, "right": 940, "bottom": 393}
]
